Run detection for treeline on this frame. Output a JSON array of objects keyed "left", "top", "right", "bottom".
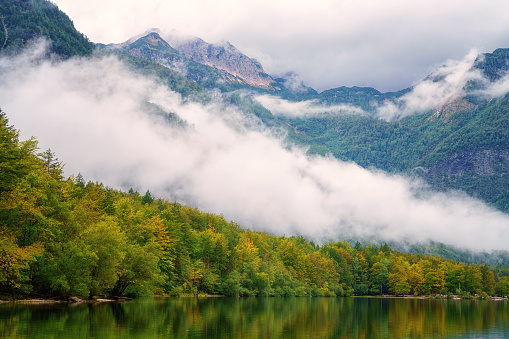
[{"left": 1, "top": 110, "right": 508, "bottom": 299}]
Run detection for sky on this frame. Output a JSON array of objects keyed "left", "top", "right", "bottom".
[
  {"left": 51, "top": 0, "right": 509, "bottom": 92},
  {"left": 1, "top": 42, "right": 509, "bottom": 252}
]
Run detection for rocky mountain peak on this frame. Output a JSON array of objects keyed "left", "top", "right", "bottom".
[{"left": 162, "top": 31, "right": 274, "bottom": 88}]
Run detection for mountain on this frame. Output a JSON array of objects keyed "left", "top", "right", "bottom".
[
  {"left": 474, "top": 48, "right": 509, "bottom": 82},
  {"left": 0, "top": 0, "right": 94, "bottom": 58},
  {"left": 275, "top": 49, "right": 509, "bottom": 212},
  {"left": 165, "top": 32, "right": 274, "bottom": 89},
  {"left": 98, "top": 32, "right": 205, "bottom": 97},
  {"left": 103, "top": 30, "right": 281, "bottom": 93},
  {"left": 95, "top": 30, "right": 509, "bottom": 213},
  {"left": 3, "top": 0, "right": 509, "bottom": 215},
  {"left": 316, "top": 86, "right": 407, "bottom": 112}
]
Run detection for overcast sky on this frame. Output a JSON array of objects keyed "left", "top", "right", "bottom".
[{"left": 51, "top": 0, "right": 509, "bottom": 92}]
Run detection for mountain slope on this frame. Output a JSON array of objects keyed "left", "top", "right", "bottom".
[
  {"left": 167, "top": 34, "right": 274, "bottom": 89},
  {"left": 117, "top": 35, "right": 509, "bottom": 213},
  {"left": 105, "top": 31, "right": 281, "bottom": 93},
  {"left": 0, "top": 0, "right": 94, "bottom": 58},
  {"left": 281, "top": 90, "right": 509, "bottom": 212},
  {"left": 474, "top": 48, "right": 509, "bottom": 82}
]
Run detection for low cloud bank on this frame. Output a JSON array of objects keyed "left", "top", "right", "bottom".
[
  {"left": 257, "top": 49, "right": 509, "bottom": 121},
  {"left": 1, "top": 45, "right": 509, "bottom": 251},
  {"left": 254, "top": 95, "right": 364, "bottom": 118}
]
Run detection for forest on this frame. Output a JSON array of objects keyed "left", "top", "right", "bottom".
[
  {"left": 0, "top": 0, "right": 94, "bottom": 58},
  {"left": 1, "top": 109, "right": 509, "bottom": 300}
]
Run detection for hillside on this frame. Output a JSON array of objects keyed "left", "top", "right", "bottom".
[
  {"left": 0, "top": 0, "right": 93, "bottom": 58},
  {"left": 277, "top": 73, "right": 509, "bottom": 211}
]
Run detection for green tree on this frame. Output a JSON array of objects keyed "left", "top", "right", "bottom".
[
  {"left": 141, "top": 190, "right": 154, "bottom": 205},
  {"left": 370, "top": 258, "right": 390, "bottom": 295},
  {"left": 82, "top": 217, "right": 127, "bottom": 296},
  {"left": 38, "top": 148, "right": 63, "bottom": 179},
  {"left": 222, "top": 270, "right": 241, "bottom": 297},
  {"left": 388, "top": 257, "right": 411, "bottom": 295},
  {"left": 39, "top": 239, "right": 97, "bottom": 297},
  {"left": 0, "top": 110, "right": 40, "bottom": 193}
]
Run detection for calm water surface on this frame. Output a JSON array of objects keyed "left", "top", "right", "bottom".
[{"left": 1, "top": 297, "right": 508, "bottom": 338}]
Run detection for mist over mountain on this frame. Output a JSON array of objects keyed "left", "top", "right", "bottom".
[{"left": 2, "top": 0, "right": 509, "bottom": 259}]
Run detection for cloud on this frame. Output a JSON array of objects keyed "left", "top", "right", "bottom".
[
  {"left": 254, "top": 95, "right": 364, "bottom": 118},
  {"left": 1, "top": 46, "right": 509, "bottom": 252},
  {"left": 376, "top": 49, "right": 484, "bottom": 120},
  {"left": 51, "top": 0, "right": 509, "bottom": 92},
  {"left": 478, "top": 72, "right": 509, "bottom": 98}
]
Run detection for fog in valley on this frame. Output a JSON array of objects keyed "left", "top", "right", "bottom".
[{"left": 1, "top": 43, "right": 509, "bottom": 252}]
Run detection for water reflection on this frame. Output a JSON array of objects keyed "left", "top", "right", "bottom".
[{"left": 0, "top": 297, "right": 508, "bottom": 338}]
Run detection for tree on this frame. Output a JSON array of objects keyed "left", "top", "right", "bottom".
[
  {"left": 39, "top": 239, "right": 97, "bottom": 297},
  {"left": 389, "top": 258, "right": 411, "bottom": 296},
  {"left": 74, "top": 173, "right": 85, "bottom": 188},
  {"left": 370, "top": 258, "right": 390, "bottom": 295},
  {"left": 38, "top": 148, "right": 63, "bottom": 179},
  {"left": 480, "top": 264, "right": 495, "bottom": 295},
  {"left": 352, "top": 253, "right": 369, "bottom": 295},
  {"left": 233, "top": 236, "right": 260, "bottom": 272},
  {"left": 408, "top": 263, "right": 424, "bottom": 295},
  {"left": 0, "top": 110, "right": 40, "bottom": 193},
  {"left": 81, "top": 217, "right": 127, "bottom": 296},
  {"left": 0, "top": 234, "right": 42, "bottom": 295},
  {"left": 459, "top": 264, "right": 482, "bottom": 294},
  {"left": 111, "top": 242, "right": 164, "bottom": 296},
  {"left": 222, "top": 270, "right": 241, "bottom": 297},
  {"left": 141, "top": 190, "right": 154, "bottom": 205},
  {"left": 495, "top": 277, "right": 509, "bottom": 296}
]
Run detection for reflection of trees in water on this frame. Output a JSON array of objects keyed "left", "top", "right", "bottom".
[
  {"left": 109, "top": 302, "right": 127, "bottom": 327},
  {"left": 0, "top": 298, "right": 508, "bottom": 338}
]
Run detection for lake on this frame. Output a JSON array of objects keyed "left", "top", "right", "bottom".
[{"left": 1, "top": 297, "right": 508, "bottom": 338}]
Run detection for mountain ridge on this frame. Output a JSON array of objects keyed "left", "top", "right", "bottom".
[{"left": 104, "top": 30, "right": 277, "bottom": 91}]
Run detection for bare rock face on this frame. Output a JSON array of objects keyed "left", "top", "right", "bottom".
[
  {"left": 429, "top": 99, "right": 477, "bottom": 122},
  {"left": 167, "top": 36, "right": 274, "bottom": 88},
  {"left": 109, "top": 30, "right": 276, "bottom": 90},
  {"left": 426, "top": 150, "right": 509, "bottom": 178}
]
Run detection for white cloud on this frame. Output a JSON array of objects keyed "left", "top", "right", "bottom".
[
  {"left": 254, "top": 95, "right": 364, "bottom": 118},
  {"left": 479, "top": 73, "right": 509, "bottom": 98},
  {"left": 1, "top": 47, "right": 509, "bottom": 252}
]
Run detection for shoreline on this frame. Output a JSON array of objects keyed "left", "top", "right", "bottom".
[
  {"left": 0, "top": 296, "right": 133, "bottom": 304},
  {"left": 351, "top": 294, "right": 509, "bottom": 301},
  {"left": 2, "top": 294, "right": 507, "bottom": 304}
]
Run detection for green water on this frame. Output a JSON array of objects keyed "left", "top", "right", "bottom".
[{"left": 1, "top": 297, "right": 508, "bottom": 338}]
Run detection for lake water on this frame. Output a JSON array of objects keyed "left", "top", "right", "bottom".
[{"left": 1, "top": 297, "right": 508, "bottom": 338}]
